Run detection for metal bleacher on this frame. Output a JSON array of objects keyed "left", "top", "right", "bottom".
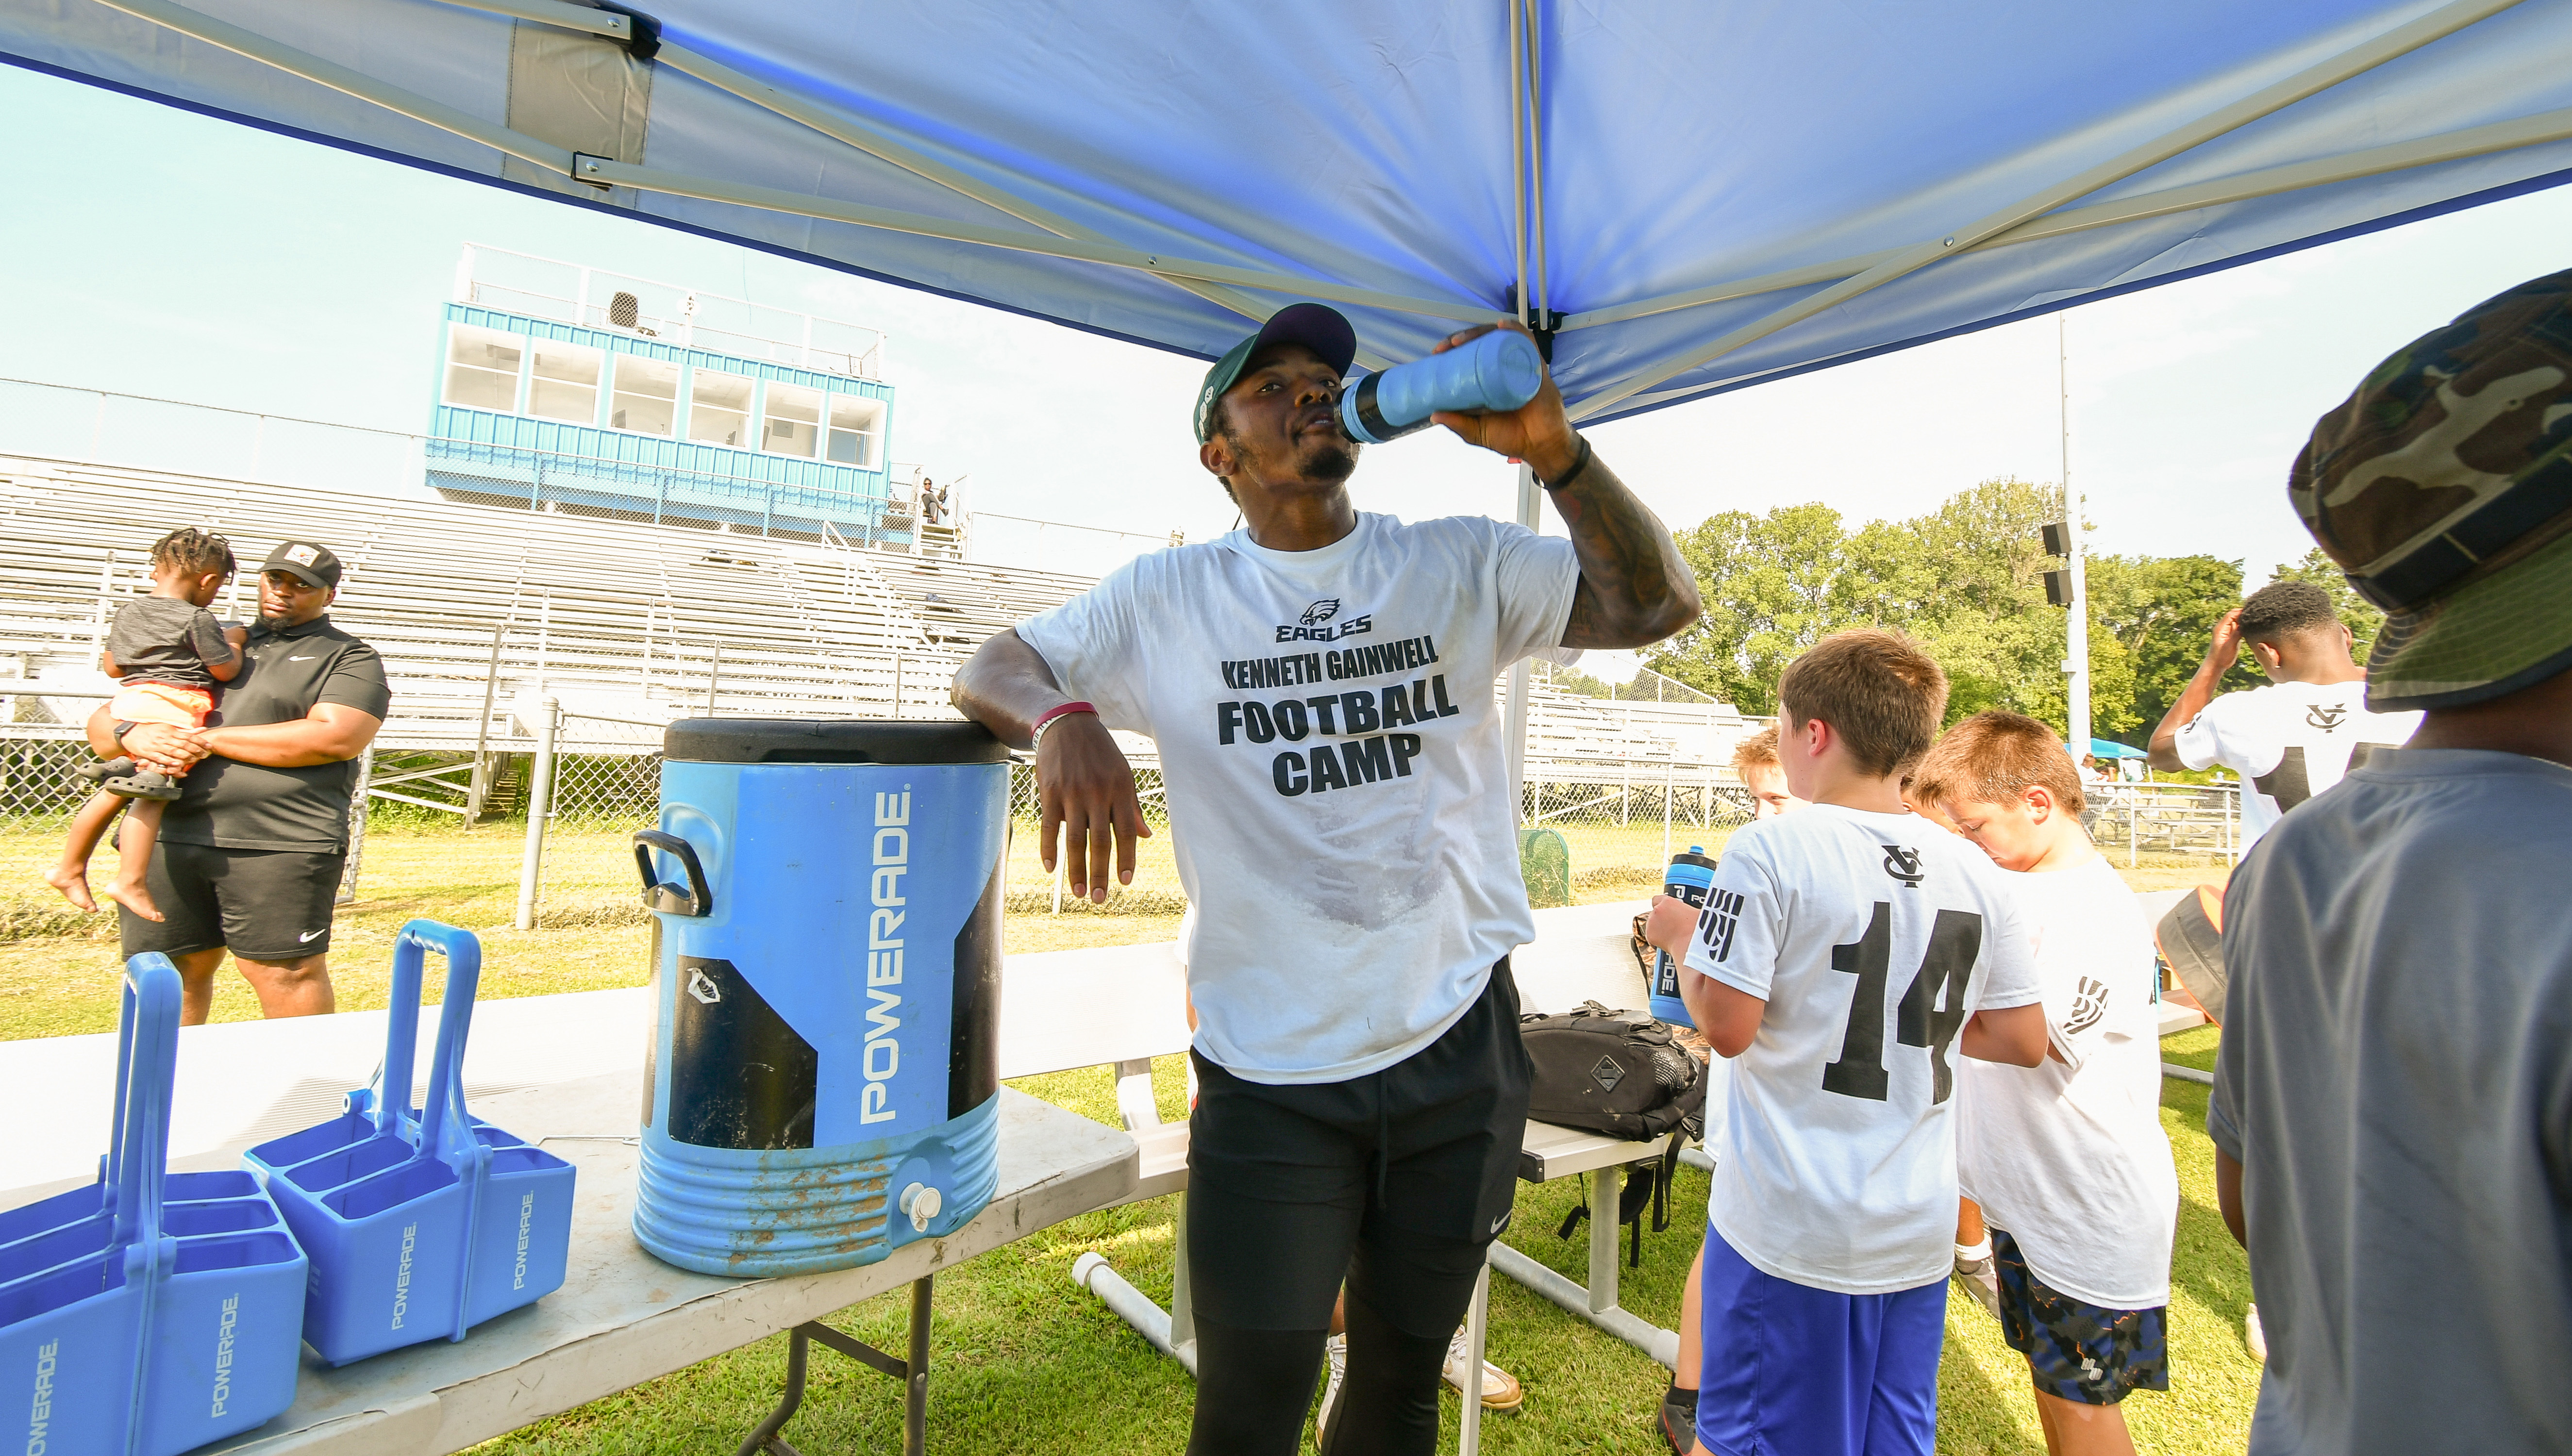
[{"left": 0, "top": 455, "right": 1098, "bottom": 751}]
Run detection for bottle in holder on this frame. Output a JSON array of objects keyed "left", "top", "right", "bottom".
[
  {"left": 1648, "top": 846, "right": 1720, "bottom": 1027},
  {"left": 1339, "top": 328, "right": 1546, "bottom": 444}
]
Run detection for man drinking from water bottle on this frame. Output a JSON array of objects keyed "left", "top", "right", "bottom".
[{"left": 952, "top": 304, "right": 1700, "bottom": 1455}]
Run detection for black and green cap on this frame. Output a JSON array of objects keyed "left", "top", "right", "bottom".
[{"left": 1192, "top": 302, "right": 1357, "bottom": 444}]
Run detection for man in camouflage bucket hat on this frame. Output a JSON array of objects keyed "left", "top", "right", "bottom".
[
  {"left": 2288, "top": 266, "right": 2572, "bottom": 708},
  {"left": 2210, "top": 270, "right": 2572, "bottom": 1456}
]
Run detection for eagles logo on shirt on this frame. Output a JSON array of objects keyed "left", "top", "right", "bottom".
[
  {"left": 1880, "top": 844, "right": 1925, "bottom": 888},
  {"left": 1300, "top": 598, "right": 1341, "bottom": 625}
]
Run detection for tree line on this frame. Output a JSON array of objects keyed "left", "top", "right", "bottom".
[{"left": 1637, "top": 478, "right": 2385, "bottom": 747}]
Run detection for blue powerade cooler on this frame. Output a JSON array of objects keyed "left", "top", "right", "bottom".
[
  {"left": 632, "top": 719, "right": 1009, "bottom": 1277},
  {"left": 1647, "top": 846, "right": 1720, "bottom": 1028}
]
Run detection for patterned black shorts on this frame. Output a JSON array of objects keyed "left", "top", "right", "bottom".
[{"left": 1991, "top": 1228, "right": 2170, "bottom": 1405}]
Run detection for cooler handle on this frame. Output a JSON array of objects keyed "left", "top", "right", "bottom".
[{"left": 634, "top": 828, "right": 714, "bottom": 918}]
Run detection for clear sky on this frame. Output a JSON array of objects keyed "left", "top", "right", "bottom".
[{"left": 5, "top": 57, "right": 2570, "bottom": 605}]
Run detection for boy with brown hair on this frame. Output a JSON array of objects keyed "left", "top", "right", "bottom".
[
  {"left": 1653, "top": 720, "right": 1809, "bottom": 1450},
  {"left": 1647, "top": 629, "right": 2046, "bottom": 1456},
  {"left": 1912, "top": 712, "right": 2176, "bottom": 1456},
  {"left": 44, "top": 528, "right": 245, "bottom": 921}
]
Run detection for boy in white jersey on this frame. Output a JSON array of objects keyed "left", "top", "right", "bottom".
[
  {"left": 2145, "top": 580, "right": 2420, "bottom": 849},
  {"left": 1915, "top": 713, "right": 2177, "bottom": 1456},
  {"left": 1648, "top": 630, "right": 2046, "bottom": 1456}
]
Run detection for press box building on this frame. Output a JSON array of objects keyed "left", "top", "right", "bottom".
[{"left": 424, "top": 244, "right": 911, "bottom": 546}]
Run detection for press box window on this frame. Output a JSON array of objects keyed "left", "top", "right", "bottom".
[
  {"left": 443, "top": 326, "right": 521, "bottom": 413},
  {"left": 529, "top": 342, "right": 602, "bottom": 425},
  {"left": 689, "top": 370, "right": 753, "bottom": 447},
  {"left": 611, "top": 356, "right": 680, "bottom": 436},
  {"left": 827, "top": 396, "right": 885, "bottom": 467},
  {"left": 763, "top": 382, "right": 822, "bottom": 459}
]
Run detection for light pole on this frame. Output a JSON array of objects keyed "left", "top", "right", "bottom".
[{"left": 2060, "top": 315, "right": 2091, "bottom": 756}]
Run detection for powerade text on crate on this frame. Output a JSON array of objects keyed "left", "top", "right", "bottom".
[
  {"left": 1648, "top": 847, "right": 1720, "bottom": 1027},
  {"left": 634, "top": 719, "right": 1008, "bottom": 1277}
]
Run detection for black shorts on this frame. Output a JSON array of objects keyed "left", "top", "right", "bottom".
[
  {"left": 1186, "top": 959, "right": 1533, "bottom": 1336},
  {"left": 1992, "top": 1228, "right": 2171, "bottom": 1406},
  {"left": 117, "top": 841, "right": 347, "bottom": 962}
]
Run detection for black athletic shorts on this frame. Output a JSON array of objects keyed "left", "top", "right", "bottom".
[
  {"left": 1186, "top": 958, "right": 1533, "bottom": 1336},
  {"left": 117, "top": 842, "right": 347, "bottom": 962}
]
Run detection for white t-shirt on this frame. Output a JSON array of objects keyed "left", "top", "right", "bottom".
[
  {"left": 1956, "top": 855, "right": 2176, "bottom": 1308},
  {"left": 2172, "top": 679, "right": 2420, "bottom": 848},
  {"left": 1016, "top": 512, "right": 1578, "bottom": 1084},
  {"left": 1683, "top": 805, "right": 2043, "bottom": 1295}
]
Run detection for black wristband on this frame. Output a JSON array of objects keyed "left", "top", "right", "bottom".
[
  {"left": 112, "top": 720, "right": 137, "bottom": 746},
  {"left": 1538, "top": 435, "right": 1594, "bottom": 491}
]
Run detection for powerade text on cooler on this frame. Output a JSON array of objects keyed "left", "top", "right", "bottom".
[
  {"left": 631, "top": 720, "right": 1007, "bottom": 1276},
  {"left": 1649, "top": 846, "right": 1720, "bottom": 1028}
]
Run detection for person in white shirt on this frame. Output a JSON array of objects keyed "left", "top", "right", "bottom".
[
  {"left": 2145, "top": 581, "right": 2420, "bottom": 849},
  {"left": 952, "top": 302, "right": 1698, "bottom": 1456},
  {"left": 1645, "top": 629, "right": 2046, "bottom": 1456},
  {"left": 1914, "top": 712, "right": 2178, "bottom": 1456},
  {"left": 1654, "top": 724, "right": 1805, "bottom": 1453}
]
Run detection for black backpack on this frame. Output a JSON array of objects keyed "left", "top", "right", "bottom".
[
  {"left": 1520, "top": 1000, "right": 1706, "bottom": 1142},
  {"left": 1519, "top": 1001, "right": 1708, "bottom": 1262}
]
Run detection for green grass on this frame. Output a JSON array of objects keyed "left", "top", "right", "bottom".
[{"left": 0, "top": 825, "right": 2255, "bottom": 1452}]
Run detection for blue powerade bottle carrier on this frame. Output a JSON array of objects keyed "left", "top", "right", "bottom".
[
  {"left": 1648, "top": 847, "right": 1721, "bottom": 1028},
  {"left": 633, "top": 719, "right": 1009, "bottom": 1277},
  {"left": 0, "top": 955, "right": 305, "bottom": 1456},
  {"left": 243, "top": 921, "right": 575, "bottom": 1366}
]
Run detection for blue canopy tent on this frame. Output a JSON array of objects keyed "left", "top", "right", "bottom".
[
  {"left": 2089, "top": 740, "right": 2152, "bottom": 760},
  {"left": 9, "top": 0, "right": 2571, "bottom": 421}
]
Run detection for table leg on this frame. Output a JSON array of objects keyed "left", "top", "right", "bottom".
[
  {"left": 1459, "top": 1257, "right": 1492, "bottom": 1456},
  {"left": 734, "top": 1326, "right": 809, "bottom": 1456},
  {"left": 1587, "top": 1165, "right": 1620, "bottom": 1315},
  {"left": 905, "top": 1276, "right": 933, "bottom": 1456}
]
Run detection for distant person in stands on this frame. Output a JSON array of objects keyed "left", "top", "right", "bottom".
[
  {"left": 1916, "top": 713, "right": 2176, "bottom": 1456},
  {"left": 2212, "top": 269, "right": 2572, "bottom": 1456},
  {"left": 45, "top": 528, "right": 245, "bottom": 921},
  {"left": 86, "top": 541, "right": 389, "bottom": 1024},
  {"left": 1654, "top": 721, "right": 1807, "bottom": 1453},
  {"left": 919, "top": 477, "right": 947, "bottom": 526},
  {"left": 2144, "top": 580, "right": 2420, "bottom": 850}
]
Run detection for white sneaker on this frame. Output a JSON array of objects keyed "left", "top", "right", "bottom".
[
  {"left": 1314, "top": 1333, "right": 1346, "bottom": 1446},
  {"left": 1953, "top": 1251, "right": 2003, "bottom": 1321},
  {"left": 1442, "top": 1323, "right": 1524, "bottom": 1411},
  {"left": 2244, "top": 1303, "right": 2268, "bottom": 1363}
]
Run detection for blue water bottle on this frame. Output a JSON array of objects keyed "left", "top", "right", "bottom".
[
  {"left": 632, "top": 719, "right": 1009, "bottom": 1277},
  {"left": 1648, "top": 847, "right": 1720, "bottom": 1027},
  {"left": 1339, "top": 328, "right": 1546, "bottom": 444}
]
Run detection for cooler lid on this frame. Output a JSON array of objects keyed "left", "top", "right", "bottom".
[{"left": 663, "top": 718, "right": 1011, "bottom": 765}]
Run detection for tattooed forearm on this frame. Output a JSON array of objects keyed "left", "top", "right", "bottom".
[{"left": 1551, "top": 445, "right": 1702, "bottom": 649}]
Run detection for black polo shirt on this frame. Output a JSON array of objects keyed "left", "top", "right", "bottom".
[{"left": 160, "top": 614, "right": 392, "bottom": 853}]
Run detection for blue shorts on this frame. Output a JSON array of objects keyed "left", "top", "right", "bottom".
[{"left": 1696, "top": 1225, "right": 1946, "bottom": 1456}]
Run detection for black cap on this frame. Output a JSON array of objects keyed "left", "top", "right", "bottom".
[
  {"left": 1193, "top": 302, "right": 1359, "bottom": 443},
  {"left": 261, "top": 540, "right": 342, "bottom": 590}
]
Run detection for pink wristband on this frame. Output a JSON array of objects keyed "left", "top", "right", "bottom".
[{"left": 1029, "top": 701, "right": 1096, "bottom": 752}]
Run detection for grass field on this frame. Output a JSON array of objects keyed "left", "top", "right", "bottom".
[{"left": 0, "top": 822, "right": 2254, "bottom": 1453}]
